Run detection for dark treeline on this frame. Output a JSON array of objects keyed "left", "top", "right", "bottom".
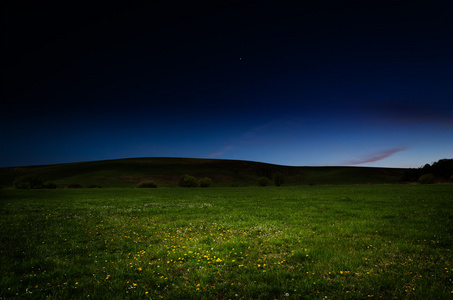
[{"left": 401, "top": 159, "right": 453, "bottom": 183}]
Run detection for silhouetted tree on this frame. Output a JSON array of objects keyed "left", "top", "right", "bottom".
[
  {"left": 179, "top": 175, "right": 198, "bottom": 187},
  {"left": 136, "top": 181, "right": 157, "bottom": 188},
  {"left": 273, "top": 172, "right": 285, "bottom": 186},
  {"left": 198, "top": 177, "right": 212, "bottom": 187},
  {"left": 43, "top": 182, "right": 57, "bottom": 189},
  {"left": 418, "top": 173, "right": 436, "bottom": 184},
  {"left": 67, "top": 183, "right": 82, "bottom": 188},
  {"left": 258, "top": 177, "right": 271, "bottom": 186},
  {"left": 401, "top": 158, "right": 453, "bottom": 182},
  {"left": 14, "top": 175, "right": 43, "bottom": 189}
]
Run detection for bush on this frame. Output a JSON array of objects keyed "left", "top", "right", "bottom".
[
  {"left": 67, "top": 183, "right": 82, "bottom": 188},
  {"left": 418, "top": 173, "right": 436, "bottom": 184},
  {"left": 88, "top": 184, "right": 102, "bottom": 188},
  {"left": 258, "top": 177, "right": 271, "bottom": 187},
  {"left": 273, "top": 172, "right": 285, "bottom": 187},
  {"left": 198, "top": 177, "right": 212, "bottom": 188},
  {"left": 42, "top": 182, "right": 57, "bottom": 189},
  {"left": 14, "top": 175, "right": 43, "bottom": 189},
  {"left": 136, "top": 181, "right": 157, "bottom": 188},
  {"left": 179, "top": 175, "right": 198, "bottom": 187}
]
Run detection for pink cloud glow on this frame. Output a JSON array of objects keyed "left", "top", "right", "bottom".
[{"left": 342, "top": 147, "right": 408, "bottom": 165}]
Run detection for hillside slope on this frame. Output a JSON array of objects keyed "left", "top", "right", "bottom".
[{"left": 0, "top": 157, "right": 406, "bottom": 188}]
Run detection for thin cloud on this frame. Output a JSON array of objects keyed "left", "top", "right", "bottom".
[
  {"left": 208, "top": 120, "right": 284, "bottom": 158},
  {"left": 209, "top": 145, "right": 234, "bottom": 158},
  {"left": 342, "top": 147, "right": 408, "bottom": 165}
]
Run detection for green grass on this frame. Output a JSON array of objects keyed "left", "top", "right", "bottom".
[{"left": 1, "top": 184, "right": 452, "bottom": 299}]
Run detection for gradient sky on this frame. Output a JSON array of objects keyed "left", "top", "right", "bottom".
[{"left": 2, "top": 0, "right": 452, "bottom": 168}]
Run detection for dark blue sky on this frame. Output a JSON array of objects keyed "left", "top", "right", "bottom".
[{"left": 2, "top": 0, "right": 452, "bottom": 168}]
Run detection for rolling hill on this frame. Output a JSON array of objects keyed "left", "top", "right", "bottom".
[{"left": 0, "top": 157, "right": 407, "bottom": 188}]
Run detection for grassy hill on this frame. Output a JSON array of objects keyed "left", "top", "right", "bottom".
[{"left": 0, "top": 157, "right": 407, "bottom": 188}]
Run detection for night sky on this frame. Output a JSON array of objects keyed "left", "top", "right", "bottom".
[{"left": 2, "top": 0, "right": 452, "bottom": 168}]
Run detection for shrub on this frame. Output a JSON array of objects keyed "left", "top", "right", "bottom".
[
  {"left": 198, "top": 177, "right": 212, "bottom": 187},
  {"left": 42, "top": 182, "right": 57, "bottom": 189},
  {"left": 179, "top": 175, "right": 198, "bottom": 187},
  {"left": 67, "top": 183, "right": 82, "bottom": 188},
  {"left": 14, "top": 175, "right": 43, "bottom": 189},
  {"left": 258, "top": 177, "right": 271, "bottom": 187},
  {"left": 273, "top": 172, "right": 285, "bottom": 187},
  {"left": 88, "top": 184, "right": 103, "bottom": 188},
  {"left": 136, "top": 181, "right": 157, "bottom": 188},
  {"left": 418, "top": 173, "right": 436, "bottom": 184}
]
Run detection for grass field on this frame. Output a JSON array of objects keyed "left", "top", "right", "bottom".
[{"left": 1, "top": 184, "right": 452, "bottom": 299}]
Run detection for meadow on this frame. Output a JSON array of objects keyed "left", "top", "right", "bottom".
[{"left": 1, "top": 184, "right": 452, "bottom": 299}]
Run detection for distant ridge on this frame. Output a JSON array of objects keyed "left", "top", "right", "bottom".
[{"left": 0, "top": 157, "right": 407, "bottom": 188}]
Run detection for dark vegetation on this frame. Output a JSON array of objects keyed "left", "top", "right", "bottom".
[
  {"left": 198, "top": 177, "right": 212, "bottom": 188},
  {"left": 273, "top": 172, "right": 285, "bottom": 186},
  {"left": 401, "top": 159, "right": 453, "bottom": 184},
  {"left": 13, "top": 175, "right": 57, "bottom": 189},
  {"left": 66, "top": 183, "right": 82, "bottom": 189},
  {"left": 13, "top": 175, "right": 43, "bottom": 189},
  {"left": 136, "top": 181, "right": 158, "bottom": 188},
  {"left": 177, "top": 175, "right": 212, "bottom": 188},
  {"left": 179, "top": 175, "right": 199, "bottom": 187},
  {"left": 1, "top": 157, "right": 450, "bottom": 189},
  {"left": 257, "top": 177, "right": 271, "bottom": 186}
]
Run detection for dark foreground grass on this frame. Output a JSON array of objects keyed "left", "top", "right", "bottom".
[{"left": 1, "top": 184, "right": 452, "bottom": 299}]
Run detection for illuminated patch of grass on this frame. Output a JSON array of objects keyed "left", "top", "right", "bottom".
[{"left": 0, "top": 185, "right": 452, "bottom": 299}]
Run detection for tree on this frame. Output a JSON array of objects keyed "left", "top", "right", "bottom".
[
  {"left": 418, "top": 173, "right": 436, "bottom": 184},
  {"left": 66, "top": 183, "right": 82, "bottom": 188},
  {"left": 273, "top": 172, "right": 285, "bottom": 187},
  {"left": 179, "top": 175, "right": 198, "bottom": 187},
  {"left": 13, "top": 175, "right": 43, "bottom": 189},
  {"left": 43, "top": 182, "right": 57, "bottom": 189},
  {"left": 401, "top": 159, "right": 453, "bottom": 182},
  {"left": 198, "top": 177, "right": 212, "bottom": 188},
  {"left": 258, "top": 177, "right": 271, "bottom": 187},
  {"left": 136, "top": 181, "right": 157, "bottom": 188},
  {"left": 431, "top": 159, "right": 453, "bottom": 180}
]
